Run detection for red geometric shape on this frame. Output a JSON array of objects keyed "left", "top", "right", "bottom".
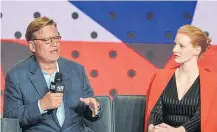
[
  {"left": 1, "top": 39, "right": 159, "bottom": 99},
  {"left": 60, "top": 41, "right": 158, "bottom": 97},
  {"left": 1, "top": 67, "right": 5, "bottom": 114}
]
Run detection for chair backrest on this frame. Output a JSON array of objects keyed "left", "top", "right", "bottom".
[
  {"left": 1, "top": 95, "right": 146, "bottom": 132},
  {"left": 112, "top": 95, "right": 146, "bottom": 132},
  {"left": 83, "top": 96, "right": 112, "bottom": 132},
  {"left": 1, "top": 118, "right": 21, "bottom": 132}
]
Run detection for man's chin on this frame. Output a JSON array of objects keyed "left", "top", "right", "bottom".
[
  {"left": 48, "top": 56, "right": 60, "bottom": 63},
  {"left": 53, "top": 56, "right": 60, "bottom": 62}
]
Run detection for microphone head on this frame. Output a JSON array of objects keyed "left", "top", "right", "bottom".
[{"left": 55, "top": 72, "right": 62, "bottom": 83}]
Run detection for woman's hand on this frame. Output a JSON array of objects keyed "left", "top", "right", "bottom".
[
  {"left": 153, "top": 123, "right": 186, "bottom": 132},
  {"left": 148, "top": 124, "right": 155, "bottom": 132},
  {"left": 153, "top": 123, "right": 170, "bottom": 132}
]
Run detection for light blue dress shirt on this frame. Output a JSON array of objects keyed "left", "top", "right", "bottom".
[{"left": 37, "top": 62, "right": 65, "bottom": 127}]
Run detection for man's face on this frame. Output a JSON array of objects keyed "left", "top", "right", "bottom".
[
  {"left": 28, "top": 24, "right": 61, "bottom": 63},
  {"left": 173, "top": 33, "right": 200, "bottom": 64}
]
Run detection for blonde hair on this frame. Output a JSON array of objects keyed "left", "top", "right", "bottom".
[
  {"left": 177, "top": 25, "right": 211, "bottom": 56},
  {"left": 25, "top": 16, "right": 57, "bottom": 41}
]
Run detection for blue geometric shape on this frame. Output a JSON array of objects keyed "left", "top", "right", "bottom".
[{"left": 70, "top": 1, "right": 197, "bottom": 44}]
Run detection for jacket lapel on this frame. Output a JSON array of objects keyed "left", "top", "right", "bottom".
[
  {"left": 145, "top": 63, "right": 216, "bottom": 132},
  {"left": 29, "top": 56, "right": 49, "bottom": 98},
  {"left": 28, "top": 56, "right": 61, "bottom": 127},
  {"left": 147, "top": 69, "right": 174, "bottom": 115},
  {"left": 57, "top": 58, "right": 71, "bottom": 129},
  {"left": 145, "top": 67, "right": 176, "bottom": 130},
  {"left": 52, "top": 58, "right": 72, "bottom": 128}
]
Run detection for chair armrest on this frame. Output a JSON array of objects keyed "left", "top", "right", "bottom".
[{"left": 83, "top": 96, "right": 112, "bottom": 132}]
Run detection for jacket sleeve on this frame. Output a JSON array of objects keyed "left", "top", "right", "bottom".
[
  {"left": 181, "top": 105, "right": 200, "bottom": 132},
  {"left": 3, "top": 71, "right": 44, "bottom": 127},
  {"left": 148, "top": 94, "right": 164, "bottom": 126},
  {"left": 81, "top": 66, "right": 103, "bottom": 122},
  {"left": 144, "top": 71, "right": 158, "bottom": 132}
]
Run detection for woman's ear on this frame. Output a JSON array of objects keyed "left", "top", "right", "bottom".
[
  {"left": 28, "top": 41, "right": 36, "bottom": 52},
  {"left": 194, "top": 45, "right": 201, "bottom": 56}
]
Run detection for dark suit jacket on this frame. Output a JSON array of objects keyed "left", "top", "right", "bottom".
[
  {"left": 144, "top": 62, "right": 217, "bottom": 132},
  {"left": 3, "top": 55, "right": 102, "bottom": 132}
]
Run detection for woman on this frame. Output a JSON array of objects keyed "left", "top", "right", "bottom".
[{"left": 144, "top": 25, "right": 217, "bottom": 132}]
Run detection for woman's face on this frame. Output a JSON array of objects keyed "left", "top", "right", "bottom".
[{"left": 173, "top": 33, "right": 201, "bottom": 64}]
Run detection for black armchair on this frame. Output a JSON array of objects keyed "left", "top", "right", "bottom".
[
  {"left": 1, "top": 95, "right": 146, "bottom": 132},
  {"left": 84, "top": 96, "right": 112, "bottom": 132},
  {"left": 112, "top": 95, "right": 146, "bottom": 132}
]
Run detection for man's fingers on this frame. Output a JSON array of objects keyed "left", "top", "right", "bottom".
[
  {"left": 80, "top": 98, "right": 90, "bottom": 105},
  {"left": 53, "top": 93, "right": 63, "bottom": 97},
  {"left": 94, "top": 100, "right": 100, "bottom": 117},
  {"left": 80, "top": 97, "right": 99, "bottom": 117},
  {"left": 94, "top": 101, "right": 99, "bottom": 115},
  {"left": 90, "top": 98, "right": 99, "bottom": 117},
  {"left": 55, "top": 97, "right": 63, "bottom": 102}
]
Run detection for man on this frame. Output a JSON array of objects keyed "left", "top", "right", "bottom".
[{"left": 3, "top": 16, "right": 102, "bottom": 132}]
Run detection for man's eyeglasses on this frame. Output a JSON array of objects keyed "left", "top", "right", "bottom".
[{"left": 32, "top": 36, "right": 61, "bottom": 45}]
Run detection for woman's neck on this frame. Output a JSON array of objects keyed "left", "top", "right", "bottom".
[{"left": 177, "top": 59, "right": 199, "bottom": 77}]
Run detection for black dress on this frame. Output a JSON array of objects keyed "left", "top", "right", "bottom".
[{"left": 148, "top": 73, "right": 200, "bottom": 132}]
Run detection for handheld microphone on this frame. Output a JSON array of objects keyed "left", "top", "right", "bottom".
[
  {"left": 50, "top": 82, "right": 56, "bottom": 92},
  {"left": 50, "top": 72, "right": 64, "bottom": 93}
]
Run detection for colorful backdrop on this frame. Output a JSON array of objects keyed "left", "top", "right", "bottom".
[{"left": 1, "top": 1, "right": 217, "bottom": 115}]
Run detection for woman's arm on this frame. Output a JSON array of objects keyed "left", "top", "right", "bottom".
[
  {"left": 181, "top": 105, "right": 200, "bottom": 132},
  {"left": 148, "top": 94, "right": 164, "bottom": 126}
]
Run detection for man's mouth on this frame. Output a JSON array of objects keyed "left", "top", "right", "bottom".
[{"left": 50, "top": 49, "right": 58, "bottom": 53}]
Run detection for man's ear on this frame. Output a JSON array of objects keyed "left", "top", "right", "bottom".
[
  {"left": 28, "top": 41, "right": 36, "bottom": 52},
  {"left": 194, "top": 45, "right": 201, "bottom": 56}
]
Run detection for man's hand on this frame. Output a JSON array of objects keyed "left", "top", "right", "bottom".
[
  {"left": 80, "top": 97, "right": 100, "bottom": 117},
  {"left": 40, "top": 92, "right": 63, "bottom": 111}
]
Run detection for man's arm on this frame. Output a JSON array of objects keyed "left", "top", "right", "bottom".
[
  {"left": 81, "top": 66, "right": 103, "bottom": 122},
  {"left": 3, "top": 72, "right": 44, "bottom": 127}
]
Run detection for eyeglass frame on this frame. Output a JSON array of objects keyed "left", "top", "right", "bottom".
[{"left": 32, "top": 35, "right": 62, "bottom": 45}]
